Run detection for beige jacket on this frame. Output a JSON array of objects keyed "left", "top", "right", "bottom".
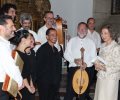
[{"left": 97, "top": 41, "right": 120, "bottom": 80}]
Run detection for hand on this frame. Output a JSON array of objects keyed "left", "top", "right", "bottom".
[
  {"left": 74, "top": 58, "right": 82, "bottom": 66},
  {"left": 28, "top": 86, "right": 34, "bottom": 94},
  {"left": 94, "top": 60, "right": 106, "bottom": 71},
  {"left": 30, "top": 80, "right": 34, "bottom": 88},
  {"left": 81, "top": 62, "right": 87, "bottom": 70},
  {"left": 18, "top": 83, "right": 24, "bottom": 90},
  {"left": 28, "top": 85, "right": 35, "bottom": 94},
  {"left": 30, "top": 86, "right": 35, "bottom": 94},
  {"left": 29, "top": 80, "right": 36, "bottom": 93}
]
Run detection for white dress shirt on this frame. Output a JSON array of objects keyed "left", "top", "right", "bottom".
[
  {"left": 37, "top": 25, "right": 48, "bottom": 44},
  {"left": 37, "top": 25, "right": 60, "bottom": 51},
  {"left": 87, "top": 29, "right": 101, "bottom": 49},
  {"left": 64, "top": 36, "right": 97, "bottom": 67},
  {"left": 0, "top": 36, "right": 23, "bottom": 87}
]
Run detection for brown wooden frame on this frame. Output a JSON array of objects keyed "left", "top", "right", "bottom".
[{"left": 111, "top": 0, "right": 120, "bottom": 15}]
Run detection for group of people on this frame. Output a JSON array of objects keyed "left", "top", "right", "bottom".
[
  {"left": 0, "top": 3, "right": 62, "bottom": 100},
  {"left": 64, "top": 19, "right": 120, "bottom": 100},
  {"left": 0, "top": 3, "right": 120, "bottom": 100}
]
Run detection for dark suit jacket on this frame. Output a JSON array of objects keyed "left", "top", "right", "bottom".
[{"left": 36, "top": 42, "right": 62, "bottom": 85}]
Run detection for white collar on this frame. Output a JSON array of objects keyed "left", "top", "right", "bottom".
[
  {"left": 0, "top": 36, "right": 10, "bottom": 44},
  {"left": 88, "top": 29, "right": 96, "bottom": 34}
]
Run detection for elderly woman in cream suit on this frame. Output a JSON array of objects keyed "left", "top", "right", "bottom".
[{"left": 94, "top": 25, "right": 120, "bottom": 100}]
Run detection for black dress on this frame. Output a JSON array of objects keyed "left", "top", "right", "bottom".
[
  {"left": 17, "top": 50, "right": 36, "bottom": 100},
  {"left": 36, "top": 42, "right": 62, "bottom": 100}
]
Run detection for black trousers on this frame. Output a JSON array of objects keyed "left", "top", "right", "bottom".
[
  {"left": 0, "top": 83, "right": 9, "bottom": 100},
  {"left": 37, "top": 80, "right": 60, "bottom": 100},
  {"left": 64, "top": 67, "right": 94, "bottom": 100}
]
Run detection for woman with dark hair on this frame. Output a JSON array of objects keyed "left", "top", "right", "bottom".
[
  {"left": 10, "top": 29, "right": 36, "bottom": 100},
  {"left": 93, "top": 25, "right": 120, "bottom": 100}
]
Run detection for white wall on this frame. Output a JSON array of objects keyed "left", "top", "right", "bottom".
[{"left": 50, "top": 0, "right": 93, "bottom": 36}]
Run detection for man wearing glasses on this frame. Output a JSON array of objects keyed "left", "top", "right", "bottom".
[{"left": 37, "top": 11, "right": 61, "bottom": 51}]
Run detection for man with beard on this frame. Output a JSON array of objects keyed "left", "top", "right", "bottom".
[
  {"left": 64, "top": 22, "right": 97, "bottom": 100},
  {"left": 19, "top": 13, "right": 40, "bottom": 51}
]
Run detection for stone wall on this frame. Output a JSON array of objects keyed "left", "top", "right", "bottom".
[
  {"left": 93, "top": 0, "right": 112, "bottom": 32},
  {"left": 93, "top": 0, "right": 120, "bottom": 35},
  {"left": 106, "top": 15, "right": 120, "bottom": 34}
]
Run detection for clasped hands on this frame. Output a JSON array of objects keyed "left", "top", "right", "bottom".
[
  {"left": 18, "top": 80, "right": 35, "bottom": 94},
  {"left": 94, "top": 60, "right": 106, "bottom": 71},
  {"left": 74, "top": 58, "right": 87, "bottom": 70}
]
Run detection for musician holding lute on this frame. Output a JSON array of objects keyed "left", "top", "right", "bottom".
[{"left": 64, "top": 22, "right": 97, "bottom": 100}]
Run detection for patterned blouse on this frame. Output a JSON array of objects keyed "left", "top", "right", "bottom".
[{"left": 97, "top": 40, "right": 120, "bottom": 80}]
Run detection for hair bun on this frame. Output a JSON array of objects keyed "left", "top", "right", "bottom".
[{"left": 9, "top": 29, "right": 29, "bottom": 45}]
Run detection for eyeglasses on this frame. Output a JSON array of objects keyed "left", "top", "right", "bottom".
[{"left": 45, "top": 17, "right": 54, "bottom": 20}]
